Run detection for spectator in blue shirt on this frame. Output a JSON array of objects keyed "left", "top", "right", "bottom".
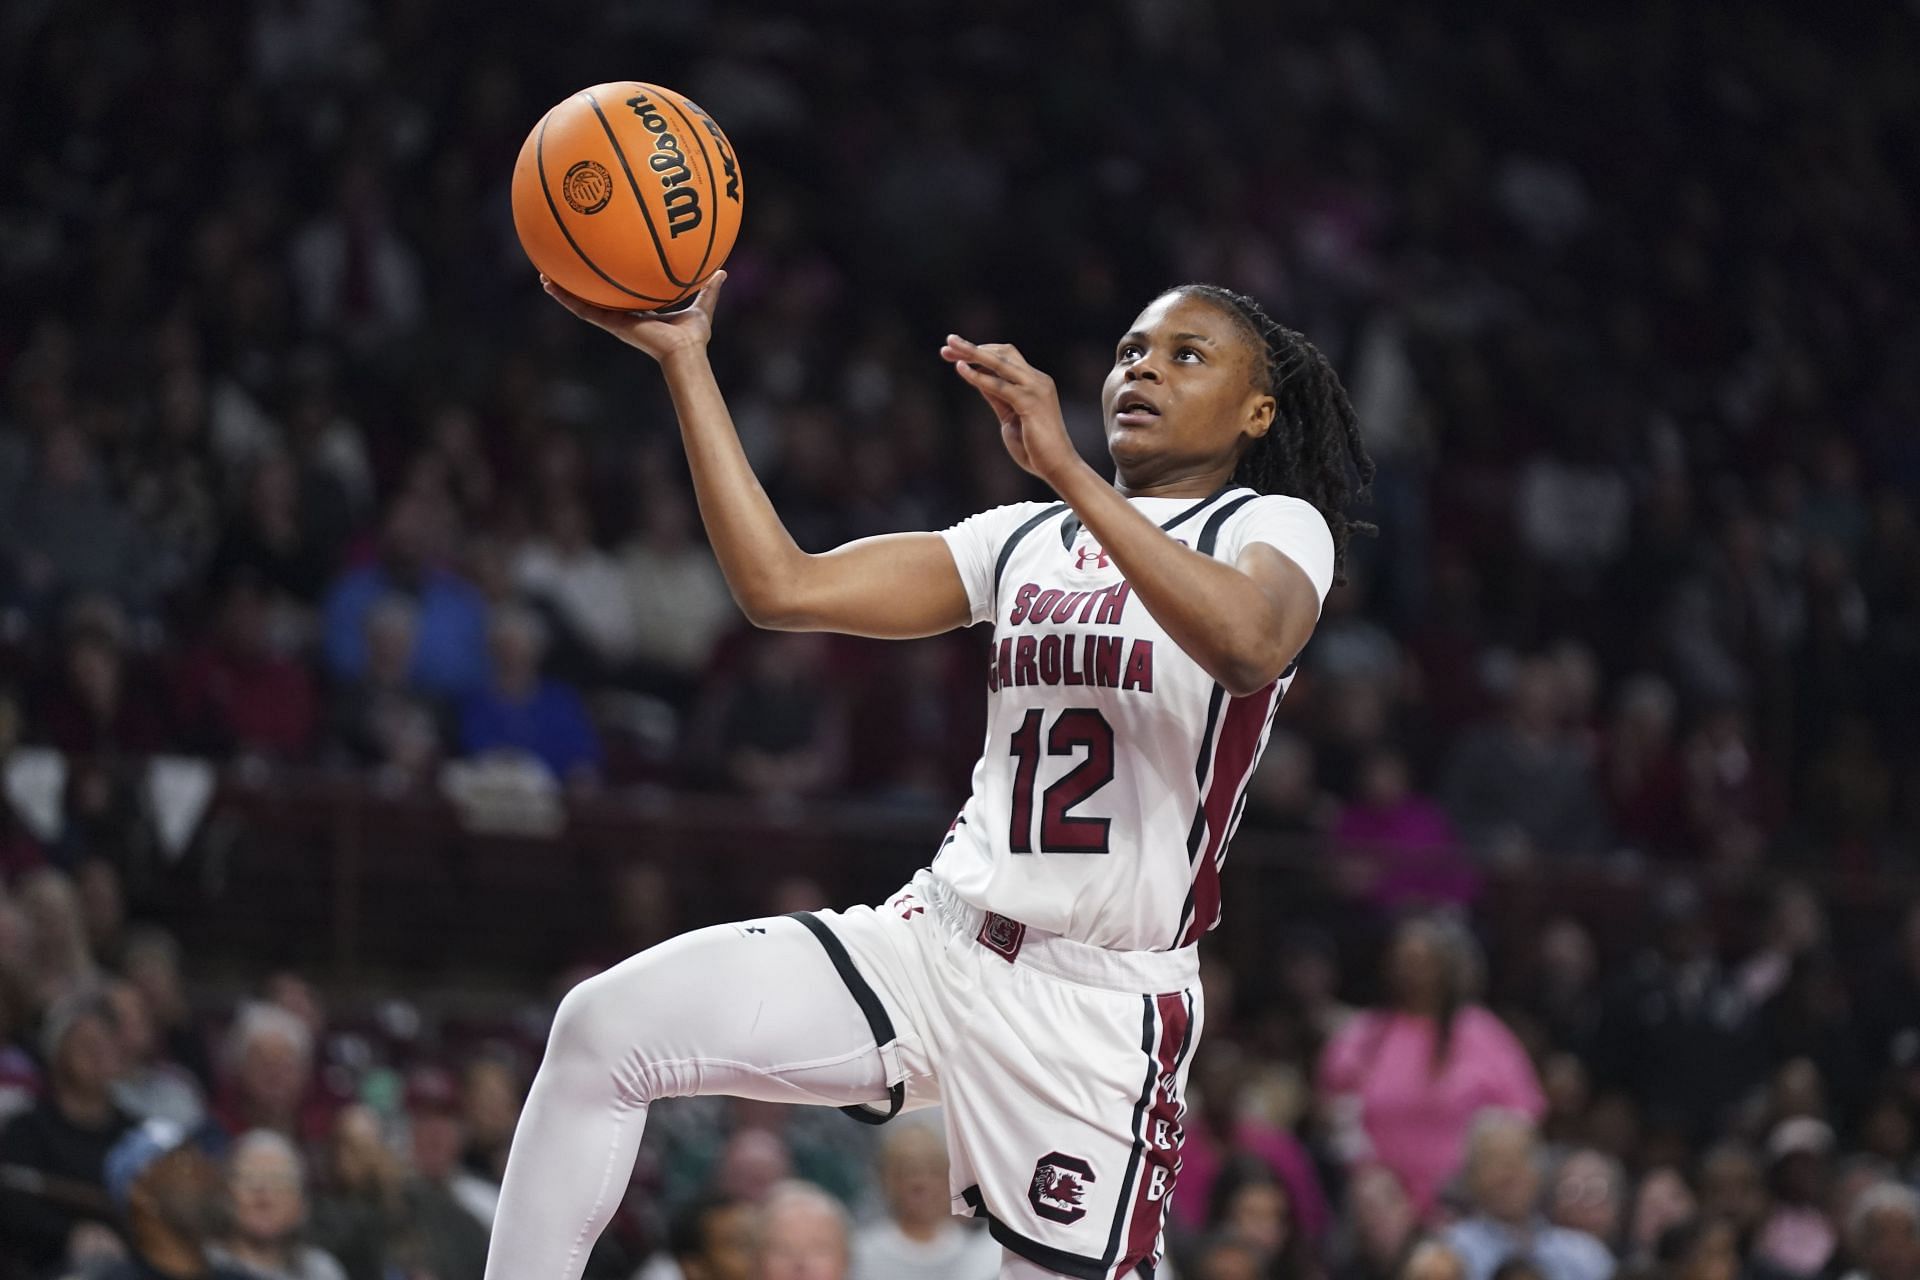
[
  {"left": 459, "top": 605, "right": 600, "bottom": 786},
  {"left": 322, "top": 493, "right": 489, "bottom": 700},
  {"left": 1444, "top": 1112, "right": 1615, "bottom": 1280}
]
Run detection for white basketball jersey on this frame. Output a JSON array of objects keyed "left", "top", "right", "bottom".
[{"left": 933, "top": 487, "right": 1335, "bottom": 952}]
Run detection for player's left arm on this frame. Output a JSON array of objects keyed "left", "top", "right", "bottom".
[{"left": 942, "top": 336, "right": 1320, "bottom": 698}]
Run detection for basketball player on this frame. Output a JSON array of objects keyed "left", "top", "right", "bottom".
[{"left": 486, "top": 269, "right": 1374, "bottom": 1280}]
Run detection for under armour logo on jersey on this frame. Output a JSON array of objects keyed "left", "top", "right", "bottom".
[
  {"left": 744, "top": 926, "right": 766, "bottom": 934},
  {"left": 1073, "top": 543, "right": 1111, "bottom": 571}
]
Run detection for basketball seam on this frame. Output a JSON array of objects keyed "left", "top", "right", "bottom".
[
  {"left": 584, "top": 87, "right": 694, "bottom": 293},
  {"left": 654, "top": 91, "right": 721, "bottom": 286},
  {"left": 534, "top": 111, "right": 676, "bottom": 305}
]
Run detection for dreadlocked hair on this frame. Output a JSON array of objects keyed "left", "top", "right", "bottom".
[{"left": 1172, "top": 283, "right": 1377, "bottom": 584}]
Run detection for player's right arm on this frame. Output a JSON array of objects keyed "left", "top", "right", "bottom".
[{"left": 542, "top": 273, "right": 971, "bottom": 639}]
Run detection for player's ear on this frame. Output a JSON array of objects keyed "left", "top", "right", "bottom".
[{"left": 1247, "top": 394, "right": 1276, "bottom": 441}]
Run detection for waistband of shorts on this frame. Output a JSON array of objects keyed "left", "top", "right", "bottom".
[{"left": 914, "top": 870, "right": 1200, "bottom": 994}]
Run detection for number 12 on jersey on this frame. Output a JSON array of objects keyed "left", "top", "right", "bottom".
[{"left": 1007, "top": 708, "right": 1116, "bottom": 854}]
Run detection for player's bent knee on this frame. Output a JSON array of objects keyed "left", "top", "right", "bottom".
[
  {"left": 544, "top": 937, "right": 729, "bottom": 1104},
  {"left": 547, "top": 970, "right": 620, "bottom": 1061},
  {"left": 544, "top": 961, "right": 667, "bottom": 1101}
]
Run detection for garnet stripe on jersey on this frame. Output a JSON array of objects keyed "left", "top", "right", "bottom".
[
  {"left": 1116, "top": 991, "right": 1194, "bottom": 1277},
  {"left": 1179, "top": 680, "right": 1279, "bottom": 947}
]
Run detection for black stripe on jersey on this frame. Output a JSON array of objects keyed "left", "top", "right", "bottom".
[
  {"left": 995, "top": 503, "right": 1070, "bottom": 599},
  {"left": 785, "top": 912, "right": 905, "bottom": 1125},
  {"left": 1183, "top": 687, "right": 1228, "bottom": 860},
  {"left": 1172, "top": 684, "right": 1227, "bottom": 949},
  {"left": 1172, "top": 879, "right": 1200, "bottom": 952},
  {"left": 1099, "top": 996, "right": 1163, "bottom": 1269},
  {"left": 1058, "top": 485, "right": 1243, "bottom": 550},
  {"left": 960, "top": 1186, "right": 1108, "bottom": 1280},
  {"left": 1195, "top": 493, "right": 1258, "bottom": 556},
  {"left": 1218, "top": 789, "right": 1252, "bottom": 874}
]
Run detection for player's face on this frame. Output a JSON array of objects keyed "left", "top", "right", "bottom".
[{"left": 1102, "top": 292, "right": 1275, "bottom": 492}]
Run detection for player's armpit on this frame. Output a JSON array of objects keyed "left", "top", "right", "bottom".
[{"left": 745, "top": 531, "right": 973, "bottom": 640}]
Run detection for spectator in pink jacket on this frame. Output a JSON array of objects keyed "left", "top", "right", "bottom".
[{"left": 1319, "top": 917, "right": 1546, "bottom": 1219}]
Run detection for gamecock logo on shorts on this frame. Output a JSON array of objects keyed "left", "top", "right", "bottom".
[
  {"left": 1028, "top": 1152, "right": 1096, "bottom": 1225},
  {"left": 563, "top": 160, "right": 613, "bottom": 215}
]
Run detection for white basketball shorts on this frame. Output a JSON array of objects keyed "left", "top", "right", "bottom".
[{"left": 780, "top": 868, "right": 1202, "bottom": 1280}]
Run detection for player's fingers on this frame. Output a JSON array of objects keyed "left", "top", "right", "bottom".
[
  {"left": 982, "top": 344, "right": 1053, "bottom": 390},
  {"left": 960, "top": 373, "right": 1021, "bottom": 428},
  {"left": 689, "top": 269, "right": 728, "bottom": 318},
  {"left": 976, "top": 345, "right": 1043, "bottom": 386},
  {"left": 954, "top": 362, "right": 1020, "bottom": 412},
  {"left": 947, "top": 334, "right": 1005, "bottom": 363},
  {"left": 951, "top": 358, "right": 993, "bottom": 385},
  {"left": 947, "top": 337, "right": 1023, "bottom": 382},
  {"left": 957, "top": 361, "right": 1021, "bottom": 395},
  {"left": 542, "top": 278, "right": 618, "bottom": 326}
]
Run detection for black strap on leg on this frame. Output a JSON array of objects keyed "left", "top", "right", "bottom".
[{"left": 786, "top": 912, "right": 905, "bottom": 1124}]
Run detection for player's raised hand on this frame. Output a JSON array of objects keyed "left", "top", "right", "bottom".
[
  {"left": 542, "top": 270, "right": 727, "bottom": 363},
  {"left": 940, "top": 335, "right": 1084, "bottom": 487}
]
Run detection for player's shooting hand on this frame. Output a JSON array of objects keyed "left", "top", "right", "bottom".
[
  {"left": 542, "top": 270, "right": 727, "bottom": 364},
  {"left": 940, "top": 335, "right": 1086, "bottom": 488}
]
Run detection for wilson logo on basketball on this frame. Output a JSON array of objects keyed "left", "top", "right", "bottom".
[
  {"left": 684, "top": 100, "right": 740, "bottom": 202},
  {"left": 562, "top": 161, "right": 612, "bottom": 215},
  {"left": 1029, "top": 1153, "right": 1096, "bottom": 1225},
  {"left": 625, "top": 92, "right": 702, "bottom": 237}
]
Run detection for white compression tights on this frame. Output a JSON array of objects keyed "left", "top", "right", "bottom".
[
  {"left": 481, "top": 916, "right": 1084, "bottom": 1280},
  {"left": 483, "top": 917, "right": 885, "bottom": 1280}
]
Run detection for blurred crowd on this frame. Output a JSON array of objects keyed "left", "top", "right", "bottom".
[
  {"left": 1, "top": 0, "right": 1917, "bottom": 850},
  {"left": 2, "top": 0, "right": 1919, "bottom": 1279},
  {"left": 2, "top": 858, "right": 1919, "bottom": 1280}
]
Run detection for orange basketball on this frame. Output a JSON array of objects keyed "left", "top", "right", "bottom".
[{"left": 512, "top": 82, "right": 743, "bottom": 310}]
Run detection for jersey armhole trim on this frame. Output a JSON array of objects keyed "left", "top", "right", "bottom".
[
  {"left": 1195, "top": 493, "right": 1258, "bottom": 556},
  {"left": 992, "top": 502, "right": 1070, "bottom": 598},
  {"left": 785, "top": 911, "right": 905, "bottom": 1125},
  {"left": 1057, "top": 484, "right": 1246, "bottom": 550}
]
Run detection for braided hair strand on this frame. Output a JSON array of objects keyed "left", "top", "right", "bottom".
[{"left": 1172, "top": 283, "right": 1377, "bottom": 583}]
